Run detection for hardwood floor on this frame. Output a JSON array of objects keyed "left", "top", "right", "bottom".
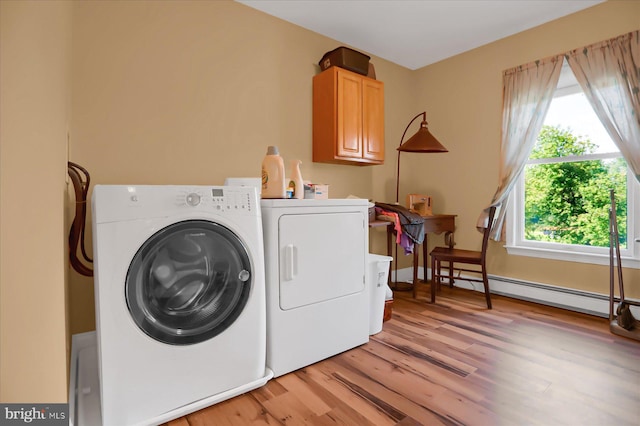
[{"left": 166, "top": 285, "right": 640, "bottom": 426}]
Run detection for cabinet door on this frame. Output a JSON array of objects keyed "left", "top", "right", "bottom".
[
  {"left": 336, "top": 70, "right": 363, "bottom": 159},
  {"left": 362, "top": 79, "right": 384, "bottom": 162},
  {"left": 312, "top": 67, "right": 385, "bottom": 165}
]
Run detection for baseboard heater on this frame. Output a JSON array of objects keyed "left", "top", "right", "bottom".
[
  {"left": 485, "top": 274, "right": 611, "bottom": 317},
  {"left": 399, "top": 266, "right": 639, "bottom": 318}
]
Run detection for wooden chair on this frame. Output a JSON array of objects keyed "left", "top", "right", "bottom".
[{"left": 429, "top": 206, "right": 497, "bottom": 308}]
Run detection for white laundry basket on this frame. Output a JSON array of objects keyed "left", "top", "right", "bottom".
[{"left": 368, "top": 254, "right": 393, "bottom": 335}]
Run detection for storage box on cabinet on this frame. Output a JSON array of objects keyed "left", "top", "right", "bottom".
[
  {"left": 313, "top": 67, "right": 384, "bottom": 166},
  {"left": 319, "top": 46, "right": 370, "bottom": 76}
]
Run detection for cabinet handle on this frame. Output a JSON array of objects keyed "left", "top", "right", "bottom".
[{"left": 284, "top": 244, "right": 297, "bottom": 281}]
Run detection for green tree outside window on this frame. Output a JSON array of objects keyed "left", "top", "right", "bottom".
[{"left": 524, "top": 125, "right": 627, "bottom": 247}]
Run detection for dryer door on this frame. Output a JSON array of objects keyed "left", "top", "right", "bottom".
[
  {"left": 126, "top": 220, "right": 252, "bottom": 345},
  {"left": 278, "top": 212, "right": 366, "bottom": 310}
]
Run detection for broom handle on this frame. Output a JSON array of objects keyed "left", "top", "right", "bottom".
[
  {"left": 609, "top": 205, "right": 614, "bottom": 320},
  {"left": 610, "top": 190, "right": 625, "bottom": 303}
]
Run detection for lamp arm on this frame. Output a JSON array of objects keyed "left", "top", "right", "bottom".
[
  {"left": 395, "top": 112, "right": 426, "bottom": 203},
  {"left": 398, "top": 112, "right": 426, "bottom": 149}
]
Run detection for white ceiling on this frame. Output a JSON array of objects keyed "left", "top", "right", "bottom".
[{"left": 236, "top": 0, "right": 604, "bottom": 70}]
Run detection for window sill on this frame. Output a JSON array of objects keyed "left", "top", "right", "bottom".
[{"left": 504, "top": 245, "right": 640, "bottom": 269}]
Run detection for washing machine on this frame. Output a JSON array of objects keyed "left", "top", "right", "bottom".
[
  {"left": 261, "top": 198, "right": 370, "bottom": 377},
  {"left": 91, "top": 185, "right": 271, "bottom": 426}
]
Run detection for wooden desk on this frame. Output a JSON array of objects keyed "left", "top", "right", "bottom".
[
  {"left": 369, "top": 220, "right": 393, "bottom": 229},
  {"left": 386, "top": 214, "right": 456, "bottom": 298}
]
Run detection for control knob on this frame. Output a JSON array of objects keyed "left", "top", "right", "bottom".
[{"left": 185, "top": 193, "right": 201, "bottom": 207}]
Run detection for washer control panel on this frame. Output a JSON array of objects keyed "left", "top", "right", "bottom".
[
  {"left": 93, "top": 185, "right": 260, "bottom": 224},
  {"left": 180, "top": 186, "right": 255, "bottom": 213}
]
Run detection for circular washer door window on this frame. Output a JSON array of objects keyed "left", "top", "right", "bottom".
[{"left": 126, "top": 220, "right": 252, "bottom": 345}]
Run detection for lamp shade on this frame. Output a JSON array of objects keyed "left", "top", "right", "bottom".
[{"left": 397, "top": 120, "right": 448, "bottom": 153}]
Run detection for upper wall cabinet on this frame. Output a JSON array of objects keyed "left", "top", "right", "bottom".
[{"left": 313, "top": 67, "right": 384, "bottom": 165}]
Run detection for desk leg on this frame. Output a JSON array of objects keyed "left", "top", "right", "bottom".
[
  {"left": 422, "top": 234, "right": 428, "bottom": 282},
  {"left": 412, "top": 247, "right": 419, "bottom": 298},
  {"left": 431, "top": 251, "right": 436, "bottom": 303},
  {"left": 386, "top": 225, "right": 393, "bottom": 285},
  {"left": 387, "top": 225, "right": 417, "bottom": 293}
]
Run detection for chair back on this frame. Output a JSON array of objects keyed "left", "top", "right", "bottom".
[{"left": 480, "top": 206, "right": 497, "bottom": 263}]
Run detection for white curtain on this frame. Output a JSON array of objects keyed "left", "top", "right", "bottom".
[
  {"left": 565, "top": 30, "right": 640, "bottom": 183},
  {"left": 480, "top": 56, "right": 563, "bottom": 239}
]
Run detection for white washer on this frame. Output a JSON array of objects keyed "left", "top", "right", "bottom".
[
  {"left": 261, "top": 198, "right": 370, "bottom": 377},
  {"left": 91, "top": 185, "right": 270, "bottom": 426}
]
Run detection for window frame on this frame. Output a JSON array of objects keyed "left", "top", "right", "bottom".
[{"left": 505, "top": 66, "right": 640, "bottom": 270}]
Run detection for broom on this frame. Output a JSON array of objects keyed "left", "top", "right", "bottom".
[{"left": 609, "top": 189, "right": 635, "bottom": 330}]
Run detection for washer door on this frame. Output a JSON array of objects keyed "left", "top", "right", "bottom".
[{"left": 126, "top": 220, "right": 252, "bottom": 345}]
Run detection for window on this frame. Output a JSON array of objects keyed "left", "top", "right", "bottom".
[{"left": 506, "top": 61, "right": 640, "bottom": 268}]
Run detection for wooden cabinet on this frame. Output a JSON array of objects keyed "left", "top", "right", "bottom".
[{"left": 313, "top": 67, "right": 384, "bottom": 165}]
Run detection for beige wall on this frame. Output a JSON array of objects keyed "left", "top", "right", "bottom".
[
  {"left": 68, "top": 0, "right": 415, "bottom": 333},
  {"left": 409, "top": 0, "right": 640, "bottom": 295},
  {"left": 0, "top": 1, "right": 72, "bottom": 402},
  {"left": 2, "top": 0, "right": 638, "bottom": 404}
]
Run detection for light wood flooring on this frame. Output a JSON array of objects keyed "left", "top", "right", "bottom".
[{"left": 166, "top": 284, "right": 640, "bottom": 426}]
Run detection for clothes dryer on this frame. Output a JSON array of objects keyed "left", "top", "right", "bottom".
[
  {"left": 261, "top": 198, "right": 370, "bottom": 377},
  {"left": 91, "top": 185, "right": 271, "bottom": 426}
]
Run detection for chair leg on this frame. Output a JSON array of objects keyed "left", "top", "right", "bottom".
[
  {"left": 448, "top": 261, "right": 454, "bottom": 288},
  {"left": 482, "top": 267, "right": 492, "bottom": 309},
  {"left": 430, "top": 255, "right": 436, "bottom": 303}
]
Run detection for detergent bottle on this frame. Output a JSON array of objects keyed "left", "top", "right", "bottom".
[
  {"left": 261, "top": 146, "right": 285, "bottom": 199},
  {"left": 289, "top": 160, "right": 304, "bottom": 199}
]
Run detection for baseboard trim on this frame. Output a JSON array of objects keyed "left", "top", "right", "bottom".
[{"left": 395, "top": 266, "right": 638, "bottom": 319}]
